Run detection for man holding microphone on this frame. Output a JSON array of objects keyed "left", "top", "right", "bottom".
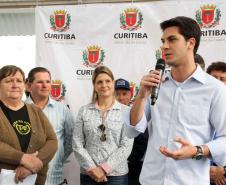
[{"left": 126, "top": 16, "right": 226, "bottom": 185}]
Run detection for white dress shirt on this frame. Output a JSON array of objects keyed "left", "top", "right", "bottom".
[{"left": 126, "top": 65, "right": 226, "bottom": 185}]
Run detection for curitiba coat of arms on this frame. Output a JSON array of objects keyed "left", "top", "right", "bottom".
[
  {"left": 120, "top": 8, "right": 143, "bottom": 31},
  {"left": 50, "top": 80, "right": 66, "bottom": 101},
  {"left": 50, "top": 10, "right": 71, "bottom": 32},
  {"left": 82, "top": 45, "right": 105, "bottom": 68},
  {"left": 196, "top": 4, "right": 221, "bottom": 29}
]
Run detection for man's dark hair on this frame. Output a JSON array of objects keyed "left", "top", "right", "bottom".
[
  {"left": 207, "top": 61, "right": 226, "bottom": 74},
  {"left": 160, "top": 16, "right": 201, "bottom": 54},
  {"left": 195, "top": 53, "right": 205, "bottom": 70},
  {"left": 27, "top": 67, "right": 51, "bottom": 83}
]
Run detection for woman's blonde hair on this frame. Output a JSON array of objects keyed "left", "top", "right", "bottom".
[{"left": 91, "top": 65, "right": 114, "bottom": 103}]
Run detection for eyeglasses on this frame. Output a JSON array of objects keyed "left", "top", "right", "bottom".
[{"left": 98, "top": 124, "right": 106, "bottom": 142}]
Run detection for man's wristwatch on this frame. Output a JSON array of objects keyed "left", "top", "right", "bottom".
[{"left": 192, "top": 146, "right": 204, "bottom": 160}]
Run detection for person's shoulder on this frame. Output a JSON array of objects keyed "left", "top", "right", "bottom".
[
  {"left": 115, "top": 101, "right": 130, "bottom": 111},
  {"left": 205, "top": 73, "right": 226, "bottom": 89},
  {"left": 78, "top": 103, "right": 94, "bottom": 113},
  {"left": 75, "top": 103, "right": 94, "bottom": 119},
  {"left": 49, "top": 98, "right": 69, "bottom": 110},
  {"left": 25, "top": 103, "right": 44, "bottom": 116},
  {"left": 49, "top": 98, "right": 61, "bottom": 107},
  {"left": 26, "top": 103, "right": 40, "bottom": 111},
  {"left": 203, "top": 73, "right": 226, "bottom": 99}
]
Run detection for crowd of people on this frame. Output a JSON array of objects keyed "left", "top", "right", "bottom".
[{"left": 1, "top": 15, "right": 226, "bottom": 185}]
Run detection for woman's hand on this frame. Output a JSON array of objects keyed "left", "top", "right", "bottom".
[
  {"left": 86, "top": 166, "right": 107, "bottom": 182},
  {"left": 15, "top": 166, "right": 32, "bottom": 183},
  {"left": 20, "top": 151, "right": 43, "bottom": 173}
]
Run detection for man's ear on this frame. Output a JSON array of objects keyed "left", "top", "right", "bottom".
[
  {"left": 188, "top": 37, "right": 196, "bottom": 50},
  {"left": 27, "top": 82, "right": 32, "bottom": 91}
]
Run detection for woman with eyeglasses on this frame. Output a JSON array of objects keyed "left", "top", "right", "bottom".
[
  {"left": 73, "top": 66, "right": 133, "bottom": 185},
  {"left": 0, "top": 65, "right": 57, "bottom": 185}
]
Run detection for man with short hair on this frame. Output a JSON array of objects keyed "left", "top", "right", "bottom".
[
  {"left": 26, "top": 67, "right": 75, "bottom": 185},
  {"left": 207, "top": 61, "right": 226, "bottom": 85},
  {"left": 115, "top": 78, "right": 132, "bottom": 106},
  {"left": 207, "top": 61, "right": 226, "bottom": 185},
  {"left": 126, "top": 16, "right": 226, "bottom": 185}
]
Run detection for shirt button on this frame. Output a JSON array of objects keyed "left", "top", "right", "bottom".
[
  {"left": 32, "top": 130, "right": 36, "bottom": 134},
  {"left": 29, "top": 145, "right": 33, "bottom": 148}
]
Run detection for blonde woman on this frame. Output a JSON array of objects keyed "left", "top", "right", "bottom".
[{"left": 73, "top": 66, "right": 133, "bottom": 185}]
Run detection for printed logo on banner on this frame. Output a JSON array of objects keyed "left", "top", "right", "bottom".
[
  {"left": 50, "top": 80, "right": 66, "bottom": 101},
  {"left": 114, "top": 8, "right": 148, "bottom": 44},
  {"left": 196, "top": 4, "right": 221, "bottom": 29},
  {"left": 155, "top": 49, "right": 165, "bottom": 60},
  {"left": 120, "top": 8, "right": 143, "bottom": 31},
  {"left": 50, "top": 10, "right": 71, "bottom": 32},
  {"left": 130, "top": 81, "right": 139, "bottom": 101},
  {"left": 82, "top": 45, "right": 105, "bottom": 68},
  {"left": 43, "top": 9, "right": 75, "bottom": 41},
  {"left": 155, "top": 48, "right": 170, "bottom": 72},
  {"left": 195, "top": 4, "right": 226, "bottom": 40},
  {"left": 76, "top": 45, "right": 105, "bottom": 78}
]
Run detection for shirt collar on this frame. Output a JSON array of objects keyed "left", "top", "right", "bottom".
[
  {"left": 88, "top": 100, "right": 121, "bottom": 110},
  {"left": 190, "top": 64, "right": 207, "bottom": 84},
  {"left": 26, "top": 95, "right": 55, "bottom": 107},
  {"left": 163, "top": 64, "right": 206, "bottom": 84}
]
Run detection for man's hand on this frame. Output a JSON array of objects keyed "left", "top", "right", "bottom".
[
  {"left": 15, "top": 166, "right": 32, "bottom": 183},
  {"left": 210, "top": 166, "right": 226, "bottom": 185},
  {"left": 159, "top": 137, "right": 197, "bottom": 160},
  {"left": 86, "top": 166, "right": 107, "bottom": 182},
  {"left": 138, "top": 70, "right": 161, "bottom": 99},
  {"left": 20, "top": 151, "right": 43, "bottom": 173}
]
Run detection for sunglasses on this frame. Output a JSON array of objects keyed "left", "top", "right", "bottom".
[{"left": 98, "top": 124, "right": 106, "bottom": 142}]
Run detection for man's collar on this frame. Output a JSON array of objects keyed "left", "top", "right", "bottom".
[
  {"left": 26, "top": 96, "right": 55, "bottom": 107},
  {"left": 163, "top": 64, "right": 206, "bottom": 84},
  {"left": 191, "top": 64, "right": 207, "bottom": 84}
]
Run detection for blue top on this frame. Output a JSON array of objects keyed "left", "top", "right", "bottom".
[
  {"left": 126, "top": 65, "right": 226, "bottom": 185},
  {"left": 26, "top": 97, "right": 75, "bottom": 185}
]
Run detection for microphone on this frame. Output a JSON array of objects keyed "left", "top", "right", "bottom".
[{"left": 151, "top": 59, "right": 166, "bottom": 105}]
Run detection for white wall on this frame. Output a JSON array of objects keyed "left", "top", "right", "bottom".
[{"left": 0, "top": 36, "right": 36, "bottom": 76}]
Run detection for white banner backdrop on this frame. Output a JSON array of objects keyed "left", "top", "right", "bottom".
[
  {"left": 36, "top": 0, "right": 226, "bottom": 115},
  {"left": 36, "top": 1, "right": 226, "bottom": 184}
]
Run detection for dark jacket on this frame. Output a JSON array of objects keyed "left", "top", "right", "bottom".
[{"left": 0, "top": 104, "right": 57, "bottom": 185}]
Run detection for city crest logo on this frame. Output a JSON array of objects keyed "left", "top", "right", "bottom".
[
  {"left": 130, "top": 81, "right": 139, "bottom": 101},
  {"left": 51, "top": 80, "right": 66, "bottom": 101},
  {"left": 155, "top": 49, "right": 171, "bottom": 72},
  {"left": 155, "top": 49, "right": 165, "bottom": 60},
  {"left": 120, "top": 8, "right": 143, "bottom": 31},
  {"left": 82, "top": 45, "right": 105, "bottom": 68},
  {"left": 50, "top": 10, "right": 71, "bottom": 32},
  {"left": 195, "top": 4, "right": 221, "bottom": 28}
]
